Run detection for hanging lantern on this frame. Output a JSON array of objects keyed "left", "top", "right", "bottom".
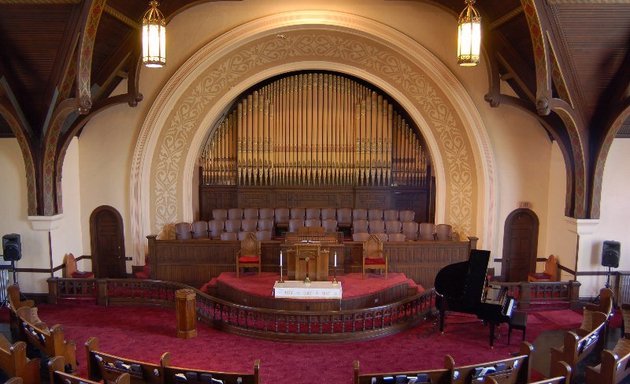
[
  {"left": 457, "top": 0, "right": 481, "bottom": 67},
  {"left": 142, "top": 1, "right": 166, "bottom": 68}
]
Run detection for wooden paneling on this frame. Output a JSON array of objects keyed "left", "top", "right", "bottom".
[{"left": 147, "top": 235, "right": 475, "bottom": 290}]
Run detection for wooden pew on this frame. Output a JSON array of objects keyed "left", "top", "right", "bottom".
[
  {"left": 585, "top": 337, "right": 630, "bottom": 384},
  {"left": 7, "top": 284, "right": 35, "bottom": 340},
  {"left": 0, "top": 334, "right": 40, "bottom": 384},
  {"left": 484, "top": 361, "right": 571, "bottom": 384},
  {"left": 86, "top": 336, "right": 167, "bottom": 384},
  {"left": 15, "top": 306, "right": 77, "bottom": 373},
  {"left": 550, "top": 310, "right": 607, "bottom": 374},
  {"left": 352, "top": 359, "right": 451, "bottom": 384},
  {"left": 49, "top": 356, "right": 130, "bottom": 384},
  {"left": 161, "top": 353, "right": 260, "bottom": 384},
  {"left": 446, "top": 342, "right": 533, "bottom": 384}
]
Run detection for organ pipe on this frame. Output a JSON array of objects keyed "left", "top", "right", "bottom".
[{"left": 200, "top": 72, "right": 429, "bottom": 188}]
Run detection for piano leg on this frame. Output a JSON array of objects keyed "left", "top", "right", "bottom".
[{"left": 489, "top": 322, "right": 495, "bottom": 348}]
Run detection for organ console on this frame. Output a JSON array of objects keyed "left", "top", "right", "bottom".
[{"left": 434, "top": 249, "right": 515, "bottom": 347}]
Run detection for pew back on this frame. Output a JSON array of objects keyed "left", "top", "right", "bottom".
[
  {"left": 585, "top": 338, "right": 630, "bottom": 384},
  {"left": 447, "top": 342, "right": 533, "bottom": 384},
  {"left": 0, "top": 335, "right": 40, "bottom": 384},
  {"left": 86, "top": 337, "right": 166, "bottom": 384},
  {"left": 15, "top": 306, "right": 77, "bottom": 373},
  {"left": 50, "top": 355, "right": 130, "bottom": 384},
  {"left": 352, "top": 360, "right": 450, "bottom": 384},
  {"left": 550, "top": 310, "right": 607, "bottom": 370},
  {"left": 161, "top": 355, "right": 260, "bottom": 384},
  {"left": 485, "top": 361, "right": 571, "bottom": 384}
]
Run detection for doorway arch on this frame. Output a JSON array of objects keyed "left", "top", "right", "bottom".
[
  {"left": 502, "top": 208, "right": 539, "bottom": 282},
  {"left": 90, "top": 205, "right": 126, "bottom": 278}
]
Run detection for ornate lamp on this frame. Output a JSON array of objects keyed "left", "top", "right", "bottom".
[
  {"left": 457, "top": 0, "right": 481, "bottom": 66},
  {"left": 142, "top": 1, "right": 166, "bottom": 68}
]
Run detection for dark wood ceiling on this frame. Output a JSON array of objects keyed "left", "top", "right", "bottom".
[{"left": 0, "top": 0, "right": 628, "bottom": 139}]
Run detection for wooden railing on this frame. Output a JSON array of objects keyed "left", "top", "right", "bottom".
[
  {"left": 47, "top": 278, "right": 435, "bottom": 342},
  {"left": 490, "top": 280, "right": 581, "bottom": 310}
]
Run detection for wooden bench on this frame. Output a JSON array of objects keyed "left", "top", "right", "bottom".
[
  {"left": 585, "top": 337, "right": 630, "bottom": 384},
  {"left": 352, "top": 359, "right": 451, "bottom": 384},
  {"left": 446, "top": 342, "right": 533, "bottom": 384},
  {"left": 550, "top": 310, "right": 607, "bottom": 374},
  {"left": 49, "top": 356, "right": 130, "bottom": 384},
  {"left": 7, "top": 284, "right": 35, "bottom": 340},
  {"left": 15, "top": 306, "right": 77, "bottom": 373},
  {"left": 0, "top": 334, "right": 40, "bottom": 384},
  {"left": 484, "top": 361, "right": 571, "bottom": 384},
  {"left": 162, "top": 354, "right": 260, "bottom": 384},
  {"left": 86, "top": 336, "right": 167, "bottom": 384}
]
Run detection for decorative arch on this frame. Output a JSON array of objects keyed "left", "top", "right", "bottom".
[{"left": 130, "top": 10, "right": 496, "bottom": 264}]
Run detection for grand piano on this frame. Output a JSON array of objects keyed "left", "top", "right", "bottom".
[{"left": 434, "top": 249, "right": 516, "bottom": 347}]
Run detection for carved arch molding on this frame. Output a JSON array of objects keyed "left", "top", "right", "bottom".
[{"left": 131, "top": 11, "right": 495, "bottom": 263}]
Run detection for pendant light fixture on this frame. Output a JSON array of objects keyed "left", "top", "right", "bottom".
[
  {"left": 142, "top": 1, "right": 166, "bottom": 68},
  {"left": 457, "top": 0, "right": 481, "bottom": 67}
]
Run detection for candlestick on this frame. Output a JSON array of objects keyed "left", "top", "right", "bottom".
[
  {"left": 280, "top": 250, "right": 283, "bottom": 267},
  {"left": 334, "top": 251, "right": 337, "bottom": 267}
]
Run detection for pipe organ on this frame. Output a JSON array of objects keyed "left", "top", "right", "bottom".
[{"left": 200, "top": 72, "right": 430, "bottom": 188}]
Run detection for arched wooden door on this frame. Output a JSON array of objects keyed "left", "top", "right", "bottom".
[
  {"left": 90, "top": 205, "right": 126, "bottom": 278},
  {"left": 502, "top": 208, "right": 539, "bottom": 282}
]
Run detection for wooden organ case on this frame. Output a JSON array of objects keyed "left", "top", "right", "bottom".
[{"left": 198, "top": 72, "right": 434, "bottom": 220}]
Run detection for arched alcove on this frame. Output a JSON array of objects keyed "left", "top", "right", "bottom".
[{"left": 130, "top": 10, "right": 495, "bottom": 264}]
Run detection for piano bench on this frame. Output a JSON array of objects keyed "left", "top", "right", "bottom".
[{"left": 508, "top": 311, "right": 527, "bottom": 345}]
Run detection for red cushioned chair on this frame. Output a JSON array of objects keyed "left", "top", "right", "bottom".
[
  {"left": 362, "top": 234, "right": 388, "bottom": 278},
  {"left": 528, "top": 254, "right": 559, "bottom": 282},
  {"left": 236, "top": 232, "right": 261, "bottom": 278},
  {"left": 63, "top": 253, "right": 94, "bottom": 278}
]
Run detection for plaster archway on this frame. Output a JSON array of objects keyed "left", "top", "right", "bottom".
[{"left": 130, "top": 10, "right": 496, "bottom": 264}]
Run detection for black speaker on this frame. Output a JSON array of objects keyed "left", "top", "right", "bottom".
[
  {"left": 2, "top": 233, "right": 21, "bottom": 261},
  {"left": 602, "top": 240, "right": 621, "bottom": 268}
]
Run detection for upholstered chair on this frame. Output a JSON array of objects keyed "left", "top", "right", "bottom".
[
  {"left": 321, "top": 208, "right": 336, "bottom": 221},
  {"left": 352, "top": 208, "right": 368, "bottom": 220},
  {"left": 241, "top": 219, "right": 258, "bottom": 233},
  {"left": 191, "top": 221, "right": 209, "bottom": 239},
  {"left": 274, "top": 208, "right": 290, "bottom": 228},
  {"left": 243, "top": 208, "right": 259, "bottom": 220},
  {"left": 305, "top": 218, "right": 321, "bottom": 228},
  {"left": 255, "top": 231, "right": 272, "bottom": 241},
  {"left": 211, "top": 208, "right": 228, "bottom": 220},
  {"left": 63, "top": 253, "right": 94, "bottom": 278},
  {"left": 435, "top": 224, "right": 453, "bottom": 241},
  {"left": 290, "top": 207, "right": 305, "bottom": 220},
  {"left": 238, "top": 231, "right": 255, "bottom": 241},
  {"left": 528, "top": 254, "right": 559, "bottom": 282},
  {"left": 368, "top": 209, "right": 383, "bottom": 221},
  {"left": 402, "top": 221, "right": 419, "bottom": 241},
  {"left": 236, "top": 232, "right": 261, "bottom": 277},
  {"left": 224, "top": 219, "right": 242, "bottom": 233},
  {"left": 352, "top": 219, "right": 369, "bottom": 234},
  {"left": 220, "top": 232, "right": 237, "bottom": 241},
  {"left": 383, "top": 209, "right": 399, "bottom": 221},
  {"left": 368, "top": 220, "right": 385, "bottom": 234},
  {"left": 208, "top": 219, "right": 225, "bottom": 239},
  {"left": 258, "top": 208, "right": 274, "bottom": 220},
  {"left": 373, "top": 233, "right": 388, "bottom": 243},
  {"left": 336, "top": 208, "right": 353, "bottom": 228},
  {"left": 322, "top": 219, "right": 338, "bottom": 233},
  {"left": 174, "top": 222, "right": 192, "bottom": 240},
  {"left": 399, "top": 210, "right": 415, "bottom": 222},
  {"left": 388, "top": 233, "right": 406, "bottom": 242},
  {"left": 385, "top": 220, "right": 402, "bottom": 234},
  {"left": 257, "top": 218, "right": 274, "bottom": 232},
  {"left": 288, "top": 219, "right": 304, "bottom": 233},
  {"left": 362, "top": 234, "right": 388, "bottom": 278},
  {"left": 306, "top": 208, "right": 321, "bottom": 220},
  {"left": 352, "top": 232, "right": 370, "bottom": 242},
  {"left": 418, "top": 223, "right": 436, "bottom": 240},
  {"left": 228, "top": 208, "right": 243, "bottom": 220}
]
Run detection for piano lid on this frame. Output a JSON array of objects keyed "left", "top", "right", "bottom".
[{"left": 434, "top": 249, "right": 490, "bottom": 305}]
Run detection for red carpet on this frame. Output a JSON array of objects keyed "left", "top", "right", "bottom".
[
  {"left": 33, "top": 303, "right": 583, "bottom": 384},
  {"left": 201, "top": 272, "right": 421, "bottom": 297}
]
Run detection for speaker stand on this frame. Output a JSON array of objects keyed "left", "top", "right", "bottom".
[{"left": 605, "top": 266, "right": 612, "bottom": 289}]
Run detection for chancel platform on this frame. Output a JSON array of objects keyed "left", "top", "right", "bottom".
[{"left": 202, "top": 272, "right": 421, "bottom": 311}]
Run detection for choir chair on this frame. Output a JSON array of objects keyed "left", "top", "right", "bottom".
[
  {"left": 362, "top": 234, "right": 388, "bottom": 278},
  {"left": 236, "top": 232, "right": 261, "bottom": 277}
]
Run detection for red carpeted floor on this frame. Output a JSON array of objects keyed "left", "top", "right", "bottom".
[{"left": 33, "top": 303, "right": 583, "bottom": 384}]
